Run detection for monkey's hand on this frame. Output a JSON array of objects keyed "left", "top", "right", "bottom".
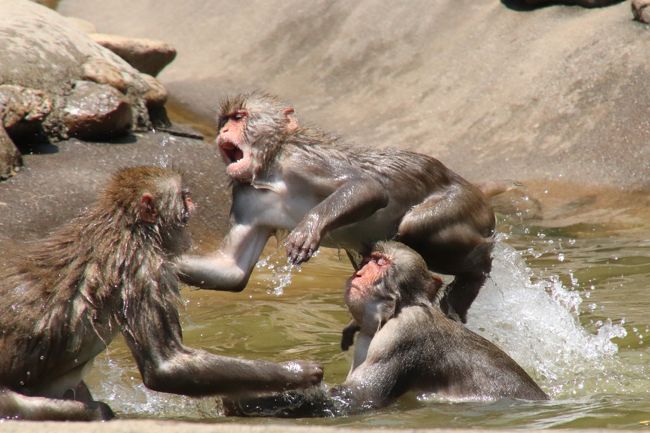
[
  {"left": 340, "top": 320, "right": 360, "bottom": 351},
  {"left": 281, "top": 360, "right": 324, "bottom": 389},
  {"left": 286, "top": 216, "right": 322, "bottom": 265}
]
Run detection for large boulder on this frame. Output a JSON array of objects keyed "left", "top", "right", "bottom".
[
  {"left": 0, "top": 0, "right": 173, "bottom": 179},
  {"left": 58, "top": 0, "right": 650, "bottom": 191}
]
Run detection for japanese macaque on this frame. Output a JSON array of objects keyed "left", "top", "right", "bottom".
[
  {"left": 223, "top": 242, "right": 548, "bottom": 418},
  {"left": 0, "top": 166, "right": 322, "bottom": 421},
  {"left": 178, "top": 92, "right": 495, "bottom": 323}
]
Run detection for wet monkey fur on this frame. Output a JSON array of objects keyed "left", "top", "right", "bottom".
[
  {"left": 0, "top": 166, "right": 322, "bottom": 421},
  {"left": 223, "top": 242, "right": 548, "bottom": 418},
  {"left": 179, "top": 92, "right": 496, "bottom": 323}
]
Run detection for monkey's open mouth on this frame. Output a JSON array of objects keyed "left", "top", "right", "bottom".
[{"left": 219, "top": 141, "right": 244, "bottom": 164}]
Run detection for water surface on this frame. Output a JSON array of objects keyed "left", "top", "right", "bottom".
[{"left": 84, "top": 193, "right": 650, "bottom": 429}]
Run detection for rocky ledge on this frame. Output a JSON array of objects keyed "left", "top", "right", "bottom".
[{"left": 0, "top": 0, "right": 176, "bottom": 180}]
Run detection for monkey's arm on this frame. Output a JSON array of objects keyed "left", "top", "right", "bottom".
[
  {"left": 121, "top": 292, "right": 323, "bottom": 396},
  {"left": 333, "top": 354, "right": 401, "bottom": 411},
  {"left": 286, "top": 176, "right": 388, "bottom": 264},
  {"left": 177, "top": 223, "right": 273, "bottom": 291},
  {"left": 222, "top": 358, "right": 400, "bottom": 418}
]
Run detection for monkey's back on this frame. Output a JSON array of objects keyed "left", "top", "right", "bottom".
[{"left": 382, "top": 305, "right": 548, "bottom": 401}]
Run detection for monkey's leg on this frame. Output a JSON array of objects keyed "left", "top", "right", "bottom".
[
  {"left": 396, "top": 189, "right": 494, "bottom": 322},
  {"left": 445, "top": 240, "right": 493, "bottom": 322},
  {"left": 441, "top": 272, "right": 487, "bottom": 323},
  {"left": 344, "top": 249, "right": 362, "bottom": 271},
  {"left": 61, "top": 381, "right": 115, "bottom": 419},
  {"left": 0, "top": 388, "right": 114, "bottom": 421}
]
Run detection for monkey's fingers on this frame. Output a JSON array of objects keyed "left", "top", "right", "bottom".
[
  {"left": 282, "top": 361, "right": 324, "bottom": 388},
  {"left": 286, "top": 240, "right": 315, "bottom": 265}
]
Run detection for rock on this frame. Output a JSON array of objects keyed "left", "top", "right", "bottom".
[
  {"left": 0, "top": 126, "right": 22, "bottom": 180},
  {"left": 81, "top": 58, "right": 129, "bottom": 93},
  {"left": 64, "top": 16, "right": 96, "bottom": 33},
  {"left": 0, "top": 85, "right": 52, "bottom": 141},
  {"left": 141, "top": 74, "right": 168, "bottom": 108},
  {"left": 631, "top": 0, "right": 650, "bottom": 22},
  {"left": 89, "top": 33, "right": 177, "bottom": 76},
  {"left": 0, "top": 0, "right": 176, "bottom": 154},
  {"left": 62, "top": 81, "right": 132, "bottom": 140}
]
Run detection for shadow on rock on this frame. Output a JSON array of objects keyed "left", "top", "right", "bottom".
[{"left": 501, "top": 0, "right": 624, "bottom": 10}]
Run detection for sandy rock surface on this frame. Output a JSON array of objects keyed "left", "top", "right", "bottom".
[
  {"left": 0, "top": 132, "right": 229, "bottom": 263},
  {"left": 58, "top": 0, "right": 650, "bottom": 191}
]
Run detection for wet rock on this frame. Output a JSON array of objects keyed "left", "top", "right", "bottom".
[
  {"left": 89, "top": 33, "right": 177, "bottom": 76},
  {"left": 0, "top": 126, "right": 22, "bottom": 180},
  {"left": 631, "top": 0, "right": 650, "bottom": 23},
  {"left": 62, "top": 81, "right": 132, "bottom": 140}
]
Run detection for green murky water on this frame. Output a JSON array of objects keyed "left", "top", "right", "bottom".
[{"left": 83, "top": 192, "right": 650, "bottom": 429}]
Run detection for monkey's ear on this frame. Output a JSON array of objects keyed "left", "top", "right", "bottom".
[
  {"left": 425, "top": 272, "right": 444, "bottom": 303},
  {"left": 283, "top": 107, "right": 299, "bottom": 131},
  {"left": 139, "top": 193, "right": 158, "bottom": 224}
]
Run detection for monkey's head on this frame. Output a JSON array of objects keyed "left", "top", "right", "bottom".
[
  {"left": 344, "top": 241, "right": 443, "bottom": 331},
  {"left": 102, "top": 166, "right": 195, "bottom": 255},
  {"left": 216, "top": 92, "right": 299, "bottom": 182}
]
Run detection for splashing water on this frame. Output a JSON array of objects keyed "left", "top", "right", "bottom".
[
  {"left": 94, "top": 357, "right": 219, "bottom": 419},
  {"left": 255, "top": 249, "right": 319, "bottom": 296},
  {"left": 467, "top": 237, "right": 627, "bottom": 398}
]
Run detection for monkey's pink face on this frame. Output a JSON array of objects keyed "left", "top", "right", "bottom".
[
  {"left": 217, "top": 110, "right": 253, "bottom": 182},
  {"left": 345, "top": 252, "right": 391, "bottom": 303}
]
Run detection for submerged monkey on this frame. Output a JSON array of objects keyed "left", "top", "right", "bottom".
[
  {"left": 179, "top": 92, "right": 495, "bottom": 322},
  {"left": 223, "top": 241, "right": 548, "bottom": 418},
  {"left": 0, "top": 166, "right": 322, "bottom": 421}
]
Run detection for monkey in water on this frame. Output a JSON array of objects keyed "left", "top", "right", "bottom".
[
  {"left": 223, "top": 241, "right": 548, "bottom": 418},
  {"left": 179, "top": 92, "right": 495, "bottom": 323},
  {"left": 0, "top": 166, "right": 322, "bottom": 421}
]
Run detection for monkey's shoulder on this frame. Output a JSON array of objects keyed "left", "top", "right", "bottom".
[{"left": 370, "top": 305, "right": 439, "bottom": 348}]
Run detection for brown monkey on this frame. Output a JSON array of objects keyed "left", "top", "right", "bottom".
[
  {"left": 179, "top": 92, "right": 495, "bottom": 323},
  {"left": 223, "top": 242, "right": 547, "bottom": 418},
  {"left": 0, "top": 166, "right": 322, "bottom": 421}
]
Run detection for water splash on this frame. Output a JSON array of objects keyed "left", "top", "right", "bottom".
[
  {"left": 467, "top": 237, "right": 627, "bottom": 398},
  {"left": 255, "top": 249, "right": 317, "bottom": 296},
  {"left": 94, "top": 356, "right": 219, "bottom": 418}
]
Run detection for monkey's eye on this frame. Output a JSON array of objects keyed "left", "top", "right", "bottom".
[
  {"left": 369, "top": 253, "right": 390, "bottom": 266},
  {"left": 231, "top": 111, "right": 247, "bottom": 121}
]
